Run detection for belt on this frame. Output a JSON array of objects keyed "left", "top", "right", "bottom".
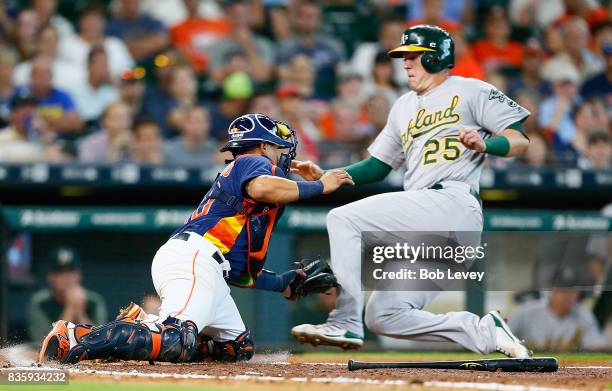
[
  {"left": 172, "top": 232, "right": 225, "bottom": 266},
  {"left": 428, "top": 182, "right": 481, "bottom": 204}
]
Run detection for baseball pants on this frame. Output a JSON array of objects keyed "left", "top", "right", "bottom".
[
  {"left": 151, "top": 232, "right": 246, "bottom": 341},
  {"left": 326, "top": 181, "right": 497, "bottom": 354}
]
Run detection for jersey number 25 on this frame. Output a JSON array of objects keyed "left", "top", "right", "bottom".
[{"left": 422, "top": 136, "right": 462, "bottom": 166}]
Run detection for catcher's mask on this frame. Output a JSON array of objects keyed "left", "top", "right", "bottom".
[{"left": 220, "top": 113, "right": 298, "bottom": 175}]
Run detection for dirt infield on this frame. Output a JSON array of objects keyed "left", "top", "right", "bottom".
[{"left": 1, "top": 347, "right": 610, "bottom": 390}]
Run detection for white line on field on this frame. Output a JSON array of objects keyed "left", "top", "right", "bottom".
[
  {"left": 564, "top": 366, "right": 611, "bottom": 369},
  {"left": 1, "top": 366, "right": 581, "bottom": 391}
]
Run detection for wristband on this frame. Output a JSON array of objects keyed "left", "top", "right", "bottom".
[
  {"left": 297, "top": 180, "right": 324, "bottom": 200},
  {"left": 254, "top": 269, "right": 297, "bottom": 292},
  {"left": 484, "top": 136, "right": 510, "bottom": 157}
]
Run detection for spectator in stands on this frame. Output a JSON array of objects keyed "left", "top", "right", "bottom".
[
  {"left": 59, "top": 4, "right": 134, "bottom": 79},
  {"left": 350, "top": 17, "right": 406, "bottom": 88},
  {"left": 514, "top": 90, "right": 542, "bottom": 136},
  {"left": 521, "top": 132, "right": 550, "bottom": 168},
  {"left": 209, "top": 0, "right": 274, "bottom": 84},
  {"left": 163, "top": 105, "right": 217, "bottom": 167},
  {"left": 10, "top": 9, "right": 40, "bottom": 61},
  {"left": 278, "top": 53, "right": 316, "bottom": 98},
  {"left": 131, "top": 118, "right": 164, "bottom": 164},
  {"left": 106, "top": 0, "right": 169, "bottom": 62},
  {"left": 13, "top": 23, "right": 84, "bottom": 94},
  {"left": 27, "top": 247, "right": 107, "bottom": 343},
  {"left": 450, "top": 31, "right": 484, "bottom": 81},
  {"left": 141, "top": 48, "right": 181, "bottom": 130},
  {"left": 119, "top": 67, "right": 146, "bottom": 118},
  {"left": 507, "top": 38, "right": 552, "bottom": 99},
  {"left": 509, "top": 267, "right": 608, "bottom": 352},
  {"left": 0, "top": 1, "right": 13, "bottom": 42},
  {"left": 578, "top": 130, "right": 611, "bottom": 170},
  {"left": 406, "top": 0, "right": 474, "bottom": 27},
  {"left": 362, "top": 51, "right": 400, "bottom": 105},
  {"left": 169, "top": 0, "right": 230, "bottom": 74},
  {"left": 335, "top": 70, "right": 365, "bottom": 109},
  {"left": 248, "top": 90, "right": 281, "bottom": 119},
  {"left": 0, "top": 47, "right": 17, "bottom": 128},
  {"left": 580, "top": 42, "right": 612, "bottom": 110},
  {"left": 208, "top": 71, "right": 253, "bottom": 141},
  {"left": 164, "top": 65, "right": 200, "bottom": 137},
  {"left": 31, "top": 0, "right": 74, "bottom": 39},
  {"left": 543, "top": 22, "right": 566, "bottom": 58},
  {"left": 571, "top": 98, "right": 608, "bottom": 158},
  {"left": 538, "top": 63, "right": 582, "bottom": 159},
  {"left": 78, "top": 101, "right": 132, "bottom": 162},
  {"left": 17, "top": 55, "right": 83, "bottom": 135},
  {"left": 71, "top": 46, "right": 120, "bottom": 122},
  {"left": 591, "top": 23, "right": 612, "bottom": 59},
  {"left": 278, "top": 0, "right": 345, "bottom": 99},
  {"left": 541, "top": 17, "right": 604, "bottom": 84},
  {"left": 553, "top": 0, "right": 609, "bottom": 31},
  {"left": 359, "top": 93, "right": 391, "bottom": 140},
  {"left": 276, "top": 84, "right": 320, "bottom": 161},
  {"left": 473, "top": 7, "right": 524, "bottom": 74},
  {"left": 406, "top": 0, "right": 460, "bottom": 33},
  {"left": 0, "top": 90, "right": 64, "bottom": 162}
]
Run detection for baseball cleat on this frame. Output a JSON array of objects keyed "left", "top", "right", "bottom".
[
  {"left": 39, "top": 321, "right": 92, "bottom": 364},
  {"left": 489, "top": 310, "right": 532, "bottom": 359},
  {"left": 291, "top": 323, "right": 363, "bottom": 350}
]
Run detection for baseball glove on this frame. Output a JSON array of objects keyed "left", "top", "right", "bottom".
[{"left": 287, "top": 258, "right": 338, "bottom": 301}]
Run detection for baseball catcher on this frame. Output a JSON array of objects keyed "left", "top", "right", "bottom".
[{"left": 39, "top": 113, "right": 351, "bottom": 364}]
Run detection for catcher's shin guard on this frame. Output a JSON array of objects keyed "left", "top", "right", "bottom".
[
  {"left": 194, "top": 330, "right": 254, "bottom": 362},
  {"left": 63, "top": 317, "right": 198, "bottom": 364}
]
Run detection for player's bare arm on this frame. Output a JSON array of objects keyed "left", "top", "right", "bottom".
[
  {"left": 245, "top": 170, "right": 354, "bottom": 204},
  {"left": 459, "top": 127, "right": 530, "bottom": 157},
  {"left": 291, "top": 158, "right": 392, "bottom": 186}
]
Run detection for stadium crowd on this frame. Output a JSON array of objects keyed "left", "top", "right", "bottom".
[{"left": 0, "top": 0, "right": 610, "bottom": 170}]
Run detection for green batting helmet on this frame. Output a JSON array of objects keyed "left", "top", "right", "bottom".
[{"left": 388, "top": 24, "right": 455, "bottom": 74}]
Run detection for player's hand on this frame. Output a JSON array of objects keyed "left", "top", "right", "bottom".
[
  {"left": 283, "top": 269, "right": 306, "bottom": 299},
  {"left": 459, "top": 127, "right": 486, "bottom": 153},
  {"left": 320, "top": 170, "right": 354, "bottom": 194},
  {"left": 290, "top": 160, "right": 324, "bottom": 181}
]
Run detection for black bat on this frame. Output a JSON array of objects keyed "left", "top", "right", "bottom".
[{"left": 347, "top": 357, "right": 558, "bottom": 372}]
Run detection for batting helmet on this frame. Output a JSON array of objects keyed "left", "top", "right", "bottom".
[{"left": 388, "top": 24, "right": 455, "bottom": 73}]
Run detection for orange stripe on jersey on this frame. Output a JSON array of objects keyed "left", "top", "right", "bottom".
[{"left": 203, "top": 214, "right": 247, "bottom": 254}]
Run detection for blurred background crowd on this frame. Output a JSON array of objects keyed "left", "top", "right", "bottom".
[{"left": 0, "top": 0, "right": 610, "bottom": 169}]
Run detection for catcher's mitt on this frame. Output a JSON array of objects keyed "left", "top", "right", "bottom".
[{"left": 287, "top": 258, "right": 338, "bottom": 301}]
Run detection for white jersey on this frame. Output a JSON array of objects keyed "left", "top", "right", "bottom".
[{"left": 369, "top": 76, "right": 530, "bottom": 191}]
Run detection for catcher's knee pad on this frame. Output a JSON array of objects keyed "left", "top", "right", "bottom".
[
  {"left": 194, "top": 330, "right": 254, "bottom": 362},
  {"left": 66, "top": 317, "right": 198, "bottom": 364}
]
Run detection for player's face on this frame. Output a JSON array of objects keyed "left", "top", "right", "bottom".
[
  {"left": 403, "top": 52, "right": 429, "bottom": 92},
  {"left": 262, "top": 143, "right": 285, "bottom": 164},
  {"left": 403, "top": 52, "right": 446, "bottom": 94}
]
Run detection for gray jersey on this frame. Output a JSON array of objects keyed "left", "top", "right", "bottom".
[{"left": 369, "top": 76, "right": 530, "bottom": 191}]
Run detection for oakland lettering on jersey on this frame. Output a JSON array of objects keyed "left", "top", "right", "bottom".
[{"left": 401, "top": 95, "right": 461, "bottom": 148}]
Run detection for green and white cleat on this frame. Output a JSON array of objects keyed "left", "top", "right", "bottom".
[
  {"left": 291, "top": 323, "right": 363, "bottom": 350},
  {"left": 489, "top": 310, "right": 532, "bottom": 358}
]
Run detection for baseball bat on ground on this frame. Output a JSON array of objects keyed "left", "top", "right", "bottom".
[{"left": 347, "top": 357, "right": 558, "bottom": 372}]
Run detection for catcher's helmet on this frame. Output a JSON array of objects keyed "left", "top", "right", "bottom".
[
  {"left": 220, "top": 113, "right": 298, "bottom": 174},
  {"left": 388, "top": 24, "right": 454, "bottom": 73},
  {"left": 220, "top": 113, "right": 295, "bottom": 152}
]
